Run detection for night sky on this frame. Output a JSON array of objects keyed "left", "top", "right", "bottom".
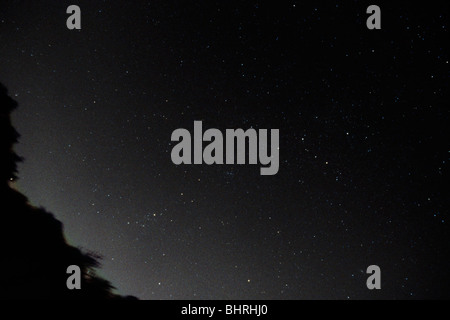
[{"left": 1, "top": 1, "right": 449, "bottom": 299}]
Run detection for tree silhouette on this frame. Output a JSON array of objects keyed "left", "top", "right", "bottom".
[{"left": 0, "top": 83, "right": 136, "bottom": 299}]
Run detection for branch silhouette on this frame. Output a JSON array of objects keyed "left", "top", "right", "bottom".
[{"left": 0, "top": 83, "right": 137, "bottom": 299}]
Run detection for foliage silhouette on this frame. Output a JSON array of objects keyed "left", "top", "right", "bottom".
[{"left": 0, "top": 83, "right": 136, "bottom": 299}]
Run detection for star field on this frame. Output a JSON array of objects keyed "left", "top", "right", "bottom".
[{"left": 0, "top": 1, "right": 449, "bottom": 299}]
